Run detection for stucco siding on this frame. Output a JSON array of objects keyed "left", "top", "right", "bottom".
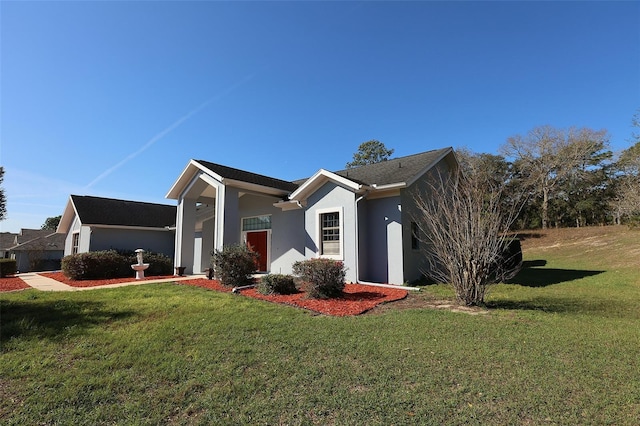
[
  {"left": 88, "top": 228, "right": 175, "bottom": 257},
  {"left": 237, "top": 193, "right": 305, "bottom": 274},
  {"left": 401, "top": 154, "right": 456, "bottom": 283},
  {"left": 360, "top": 196, "right": 403, "bottom": 283},
  {"left": 63, "top": 215, "right": 82, "bottom": 255},
  {"left": 305, "top": 182, "right": 357, "bottom": 283}
]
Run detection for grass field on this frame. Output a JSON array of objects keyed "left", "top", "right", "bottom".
[{"left": 1, "top": 226, "right": 639, "bottom": 425}]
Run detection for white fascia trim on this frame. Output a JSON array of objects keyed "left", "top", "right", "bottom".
[
  {"left": 289, "top": 169, "right": 362, "bottom": 201},
  {"left": 371, "top": 182, "right": 407, "bottom": 191},
  {"left": 166, "top": 160, "right": 224, "bottom": 200},
  {"left": 56, "top": 197, "right": 78, "bottom": 234},
  {"left": 273, "top": 200, "right": 305, "bottom": 211},
  {"left": 224, "top": 179, "right": 291, "bottom": 197},
  {"left": 87, "top": 224, "right": 175, "bottom": 232},
  {"left": 405, "top": 147, "right": 454, "bottom": 187}
]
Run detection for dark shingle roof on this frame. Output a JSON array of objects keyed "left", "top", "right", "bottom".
[
  {"left": 0, "top": 232, "right": 18, "bottom": 250},
  {"left": 195, "top": 160, "right": 299, "bottom": 193},
  {"left": 10, "top": 232, "right": 66, "bottom": 252},
  {"left": 332, "top": 148, "right": 452, "bottom": 186},
  {"left": 71, "top": 195, "right": 176, "bottom": 228},
  {"left": 195, "top": 148, "right": 452, "bottom": 195}
]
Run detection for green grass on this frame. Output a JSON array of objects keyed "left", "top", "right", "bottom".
[{"left": 2, "top": 226, "right": 640, "bottom": 425}]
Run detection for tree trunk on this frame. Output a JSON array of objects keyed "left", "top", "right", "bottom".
[{"left": 542, "top": 186, "right": 549, "bottom": 229}]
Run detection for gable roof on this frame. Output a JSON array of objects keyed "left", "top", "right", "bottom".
[
  {"left": 168, "top": 147, "right": 455, "bottom": 203},
  {"left": 58, "top": 195, "right": 176, "bottom": 233},
  {"left": 9, "top": 232, "right": 65, "bottom": 252},
  {"left": 194, "top": 160, "right": 300, "bottom": 193},
  {"left": 332, "top": 147, "right": 453, "bottom": 186},
  {"left": 0, "top": 232, "right": 18, "bottom": 250}
]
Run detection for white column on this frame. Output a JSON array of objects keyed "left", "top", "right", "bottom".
[{"left": 175, "top": 197, "right": 196, "bottom": 274}]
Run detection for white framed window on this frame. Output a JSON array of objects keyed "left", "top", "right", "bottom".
[
  {"left": 317, "top": 207, "right": 343, "bottom": 259},
  {"left": 72, "top": 233, "right": 79, "bottom": 254},
  {"left": 242, "top": 215, "right": 271, "bottom": 231}
]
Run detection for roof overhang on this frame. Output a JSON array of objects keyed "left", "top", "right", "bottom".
[
  {"left": 287, "top": 169, "right": 367, "bottom": 204},
  {"left": 56, "top": 197, "right": 78, "bottom": 234},
  {"left": 166, "top": 160, "right": 291, "bottom": 200},
  {"left": 405, "top": 147, "right": 456, "bottom": 187}
]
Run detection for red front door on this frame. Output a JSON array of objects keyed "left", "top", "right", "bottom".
[{"left": 246, "top": 231, "right": 268, "bottom": 272}]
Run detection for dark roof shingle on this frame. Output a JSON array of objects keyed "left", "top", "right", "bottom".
[
  {"left": 195, "top": 160, "right": 299, "bottom": 193},
  {"left": 332, "top": 148, "right": 452, "bottom": 186},
  {"left": 71, "top": 196, "right": 176, "bottom": 228}
]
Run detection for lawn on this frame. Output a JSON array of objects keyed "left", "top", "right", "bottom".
[{"left": 1, "top": 226, "right": 639, "bottom": 425}]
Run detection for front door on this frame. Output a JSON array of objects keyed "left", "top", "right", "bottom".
[{"left": 246, "top": 230, "right": 268, "bottom": 272}]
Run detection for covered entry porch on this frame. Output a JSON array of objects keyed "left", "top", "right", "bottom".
[{"left": 166, "top": 160, "right": 297, "bottom": 275}]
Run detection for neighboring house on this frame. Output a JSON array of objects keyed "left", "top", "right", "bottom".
[
  {"left": 8, "top": 230, "right": 66, "bottom": 272},
  {"left": 1, "top": 232, "right": 18, "bottom": 259},
  {"left": 0, "top": 229, "right": 65, "bottom": 272},
  {"left": 57, "top": 195, "right": 176, "bottom": 258},
  {"left": 166, "top": 147, "right": 458, "bottom": 284}
]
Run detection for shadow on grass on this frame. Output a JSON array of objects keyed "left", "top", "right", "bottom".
[
  {"left": 486, "top": 296, "right": 638, "bottom": 319},
  {"left": 508, "top": 260, "right": 604, "bottom": 287},
  {"left": 0, "top": 299, "right": 135, "bottom": 343},
  {"left": 514, "top": 232, "right": 545, "bottom": 241}
]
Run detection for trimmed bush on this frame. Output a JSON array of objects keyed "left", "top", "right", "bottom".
[
  {"left": 119, "top": 250, "right": 173, "bottom": 276},
  {"left": 292, "top": 258, "right": 346, "bottom": 299},
  {"left": 211, "top": 244, "right": 259, "bottom": 287},
  {"left": 0, "top": 259, "right": 17, "bottom": 277},
  {"left": 257, "top": 274, "right": 298, "bottom": 295},
  {"left": 61, "top": 250, "right": 173, "bottom": 280}
]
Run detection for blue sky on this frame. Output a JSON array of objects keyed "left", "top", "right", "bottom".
[{"left": 1, "top": 1, "right": 638, "bottom": 233}]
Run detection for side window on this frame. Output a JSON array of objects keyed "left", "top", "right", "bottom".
[
  {"left": 411, "top": 222, "right": 420, "bottom": 250},
  {"left": 72, "top": 233, "right": 79, "bottom": 254},
  {"left": 320, "top": 211, "right": 341, "bottom": 257}
]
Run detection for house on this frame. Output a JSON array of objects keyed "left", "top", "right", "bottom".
[
  {"left": 1, "top": 232, "right": 18, "bottom": 259},
  {"left": 57, "top": 195, "right": 177, "bottom": 258},
  {"left": 7, "top": 229, "right": 66, "bottom": 272},
  {"left": 166, "top": 147, "right": 458, "bottom": 284}
]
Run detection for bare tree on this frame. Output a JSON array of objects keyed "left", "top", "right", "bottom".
[
  {"left": 412, "top": 163, "right": 525, "bottom": 306},
  {"left": 502, "top": 125, "right": 610, "bottom": 229}
]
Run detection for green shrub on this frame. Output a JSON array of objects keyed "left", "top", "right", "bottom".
[
  {"left": 292, "top": 258, "right": 346, "bottom": 299},
  {"left": 211, "top": 244, "right": 259, "bottom": 287},
  {"left": 119, "top": 250, "right": 173, "bottom": 276},
  {"left": 0, "top": 259, "right": 17, "bottom": 277},
  {"left": 61, "top": 250, "right": 173, "bottom": 280},
  {"left": 257, "top": 274, "right": 298, "bottom": 295}
]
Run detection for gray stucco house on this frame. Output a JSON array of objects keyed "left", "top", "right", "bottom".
[
  {"left": 2, "top": 229, "right": 65, "bottom": 272},
  {"left": 57, "top": 195, "right": 176, "bottom": 258},
  {"left": 166, "top": 147, "right": 458, "bottom": 284}
]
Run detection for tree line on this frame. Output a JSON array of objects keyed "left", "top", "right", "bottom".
[{"left": 459, "top": 118, "right": 640, "bottom": 229}]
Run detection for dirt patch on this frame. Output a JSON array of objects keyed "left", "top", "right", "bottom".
[
  {"left": 517, "top": 225, "right": 640, "bottom": 270},
  {"left": 370, "top": 289, "right": 488, "bottom": 315}
]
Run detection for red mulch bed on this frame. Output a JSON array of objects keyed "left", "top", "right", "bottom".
[
  {"left": 12, "top": 272, "right": 408, "bottom": 316},
  {"left": 177, "top": 278, "right": 408, "bottom": 316},
  {"left": 39, "top": 272, "right": 176, "bottom": 288},
  {"left": 0, "top": 276, "right": 30, "bottom": 292}
]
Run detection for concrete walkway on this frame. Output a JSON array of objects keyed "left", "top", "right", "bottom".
[{"left": 18, "top": 273, "right": 202, "bottom": 292}]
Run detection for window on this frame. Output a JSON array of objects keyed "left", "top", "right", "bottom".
[
  {"left": 320, "top": 212, "right": 340, "bottom": 256},
  {"left": 411, "top": 222, "right": 420, "bottom": 250},
  {"left": 242, "top": 215, "right": 271, "bottom": 231},
  {"left": 72, "top": 233, "right": 79, "bottom": 254}
]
